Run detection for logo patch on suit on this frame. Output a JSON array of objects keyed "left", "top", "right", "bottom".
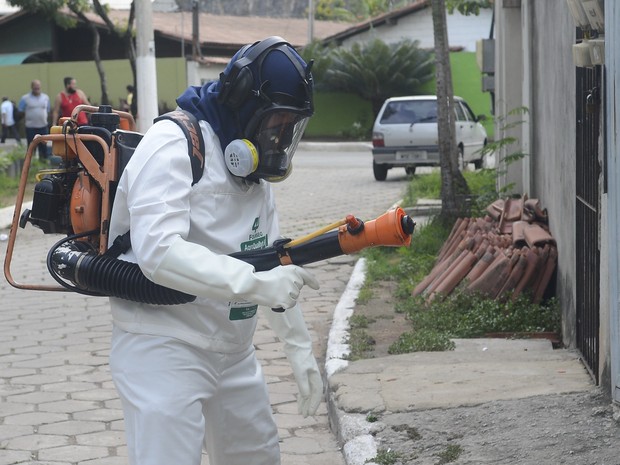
[{"left": 229, "top": 217, "right": 267, "bottom": 320}]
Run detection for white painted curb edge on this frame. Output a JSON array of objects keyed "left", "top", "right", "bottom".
[
  {"left": 325, "top": 257, "right": 379, "bottom": 465},
  {"left": 325, "top": 257, "right": 366, "bottom": 378}
]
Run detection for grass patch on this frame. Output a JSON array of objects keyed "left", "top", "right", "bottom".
[
  {"left": 0, "top": 148, "right": 45, "bottom": 208},
  {"left": 356, "top": 286, "right": 374, "bottom": 305},
  {"left": 346, "top": 328, "right": 376, "bottom": 361},
  {"left": 389, "top": 329, "right": 456, "bottom": 354},
  {"left": 435, "top": 443, "right": 463, "bottom": 464},
  {"left": 349, "top": 314, "right": 375, "bottom": 329},
  {"left": 397, "top": 293, "right": 560, "bottom": 339},
  {"left": 369, "top": 448, "right": 402, "bottom": 465},
  {"left": 358, "top": 168, "right": 561, "bottom": 355}
]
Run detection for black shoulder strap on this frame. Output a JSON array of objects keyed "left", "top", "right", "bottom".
[
  {"left": 106, "top": 110, "right": 206, "bottom": 259},
  {"left": 154, "top": 109, "right": 205, "bottom": 186}
]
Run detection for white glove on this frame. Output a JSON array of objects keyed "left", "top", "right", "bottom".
[
  {"left": 151, "top": 237, "right": 319, "bottom": 309},
  {"left": 264, "top": 304, "right": 324, "bottom": 417}
]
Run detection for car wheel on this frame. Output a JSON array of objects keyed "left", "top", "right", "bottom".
[
  {"left": 473, "top": 139, "right": 488, "bottom": 170},
  {"left": 457, "top": 145, "right": 465, "bottom": 171},
  {"left": 373, "top": 162, "right": 388, "bottom": 181},
  {"left": 405, "top": 166, "right": 416, "bottom": 176}
]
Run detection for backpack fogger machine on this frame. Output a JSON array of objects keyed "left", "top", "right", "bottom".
[{"left": 3, "top": 104, "right": 416, "bottom": 305}]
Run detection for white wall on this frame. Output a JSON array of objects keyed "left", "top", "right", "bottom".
[
  {"left": 340, "top": 8, "right": 493, "bottom": 51},
  {"left": 604, "top": 0, "right": 620, "bottom": 402},
  {"left": 0, "top": 0, "right": 19, "bottom": 14}
]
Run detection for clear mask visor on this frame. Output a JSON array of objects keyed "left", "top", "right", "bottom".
[{"left": 252, "top": 110, "right": 309, "bottom": 182}]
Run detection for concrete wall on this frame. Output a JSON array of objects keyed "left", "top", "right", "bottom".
[
  {"left": 496, "top": 0, "right": 617, "bottom": 391},
  {"left": 604, "top": 0, "right": 620, "bottom": 402},
  {"left": 494, "top": 3, "right": 524, "bottom": 195},
  {"left": 528, "top": 1, "right": 578, "bottom": 348},
  {"left": 0, "top": 57, "right": 187, "bottom": 120}
]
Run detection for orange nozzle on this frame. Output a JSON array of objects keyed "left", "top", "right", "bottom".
[{"left": 338, "top": 207, "right": 414, "bottom": 254}]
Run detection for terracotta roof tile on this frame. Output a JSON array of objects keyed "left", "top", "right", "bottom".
[{"left": 97, "top": 10, "right": 349, "bottom": 52}]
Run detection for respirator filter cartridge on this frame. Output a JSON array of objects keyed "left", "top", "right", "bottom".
[{"left": 224, "top": 139, "right": 259, "bottom": 177}]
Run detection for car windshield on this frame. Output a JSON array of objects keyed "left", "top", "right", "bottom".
[{"left": 380, "top": 100, "right": 437, "bottom": 124}]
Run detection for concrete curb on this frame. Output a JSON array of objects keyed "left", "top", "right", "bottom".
[
  {"left": 298, "top": 141, "right": 372, "bottom": 152},
  {"left": 325, "top": 257, "right": 380, "bottom": 465}
]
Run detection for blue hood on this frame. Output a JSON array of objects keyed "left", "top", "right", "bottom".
[
  {"left": 176, "top": 40, "right": 312, "bottom": 149},
  {"left": 176, "top": 81, "right": 238, "bottom": 148}
]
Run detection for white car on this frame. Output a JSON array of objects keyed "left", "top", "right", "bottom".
[{"left": 371, "top": 95, "right": 488, "bottom": 180}]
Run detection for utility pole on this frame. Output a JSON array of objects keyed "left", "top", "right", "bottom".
[
  {"left": 135, "top": 0, "right": 159, "bottom": 132},
  {"left": 308, "top": 0, "right": 314, "bottom": 43}
]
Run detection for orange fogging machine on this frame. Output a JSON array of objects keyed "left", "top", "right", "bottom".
[{"left": 3, "top": 105, "right": 415, "bottom": 305}]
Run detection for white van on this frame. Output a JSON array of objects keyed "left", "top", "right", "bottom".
[{"left": 371, "top": 95, "right": 488, "bottom": 180}]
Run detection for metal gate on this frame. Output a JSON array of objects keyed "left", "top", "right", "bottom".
[{"left": 575, "top": 64, "right": 602, "bottom": 383}]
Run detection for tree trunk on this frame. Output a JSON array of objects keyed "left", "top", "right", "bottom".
[
  {"left": 93, "top": 0, "right": 138, "bottom": 113},
  {"left": 431, "top": 0, "right": 470, "bottom": 223},
  {"left": 73, "top": 8, "right": 109, "bottom": 106},
  {"left": 124, "top": 3, "right": 138, "bottom": 117}
]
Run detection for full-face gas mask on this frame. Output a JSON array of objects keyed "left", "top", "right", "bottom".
[
  {"left": 225, "top": 102, "right": 311, "bottom": 182},
  {"left": 218, "top": 37, "right": 314, "bottom": 182}
]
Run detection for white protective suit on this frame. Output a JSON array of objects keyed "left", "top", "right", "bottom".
[{"left": 108, "top": 119, "right": 323, "bottom": 465}]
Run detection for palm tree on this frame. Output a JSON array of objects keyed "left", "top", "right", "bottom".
[{"left": 321, "top": 39, "right": 435, "bottom": 117}]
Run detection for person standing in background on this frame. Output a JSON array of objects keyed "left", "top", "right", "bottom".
[
  {"left": 19, "top": 80, "right": 51, "bottom": 159},
  {"left": 52, "top": 76, "right": 90, "bottom": 125},
  {"left": 1, "top": 96, "right": 22, "bottom": 145}
]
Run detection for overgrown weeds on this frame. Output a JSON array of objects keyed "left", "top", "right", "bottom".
[
  {"left": 368, "top": 448, "right": 402, "bottom": 465},
  {"left": 353, "top": 168, "right": 561, "bottom": 358},
  {"left": 0, "top": 147, "right": 39, "bottom": 208}
]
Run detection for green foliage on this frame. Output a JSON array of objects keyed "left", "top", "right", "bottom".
[
  {"left": 479, "top": 107, "right": 529, "bottom": 166},
  {"left": 339, "top": 120, "right": 372, "bottom": 141},
  {"left": 356, "top": 286, "right": 374, "bottom": 305},
  {"left": 315, "top": 0, "right": 411, "bottom": 21},
  {"left": 369, "top": 448, "right": 402, "bottom": 465},
  {"left": 8, "top": 0, "right": 90, "bottom": 27},
  {"left": 0, "top": 170, "right": 21, "bottom": 207},
  {"left": 346, "top": 328, "right": 376, "bottom": 361},
  {"left": 0, "top": 149, "right": 47, "bottom": 208},
  {"left": 358, "top": 168, "right": 560, "bottom": 356},
  {"left": 396, "top": 293, "right": 561, "bottom": 339},
  {"left": 349, "top": 314, "right": 375, "bottom": 329},
  {"left": 300, "top": 40, "right": 335, "bottom": 84},
  {"left": 388, "top": 329, "right": 456, "bottom": 353},
  {"left": 446, "top": 0, "right": 492, "bottom": 16},
  {"left": 435, "top": 443, "right": 464, "bottom": 464},
  {"left": 366, "top": 413, "right": 379, "bottom": 422},
  {"left": 362, "top": 246, "right": 401, "bottom": 283},
  {"left": 322, "top": 39, "right": 435, "bottom": 115},
  {"left": 315, "top": 0, "right": 353, "bottom": 21}
]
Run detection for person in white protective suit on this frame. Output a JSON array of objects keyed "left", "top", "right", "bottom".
[{"left": 108, "top": 36, "right": 323, "bottom": 465}]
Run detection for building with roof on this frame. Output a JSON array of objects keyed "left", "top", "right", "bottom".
[{"left": 322, "top": 0, "right": 493, "bottom": 52}]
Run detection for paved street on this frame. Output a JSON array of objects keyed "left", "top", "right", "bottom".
[{"left": 0, "top": 144, "right": 409, "bottom": 464}]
